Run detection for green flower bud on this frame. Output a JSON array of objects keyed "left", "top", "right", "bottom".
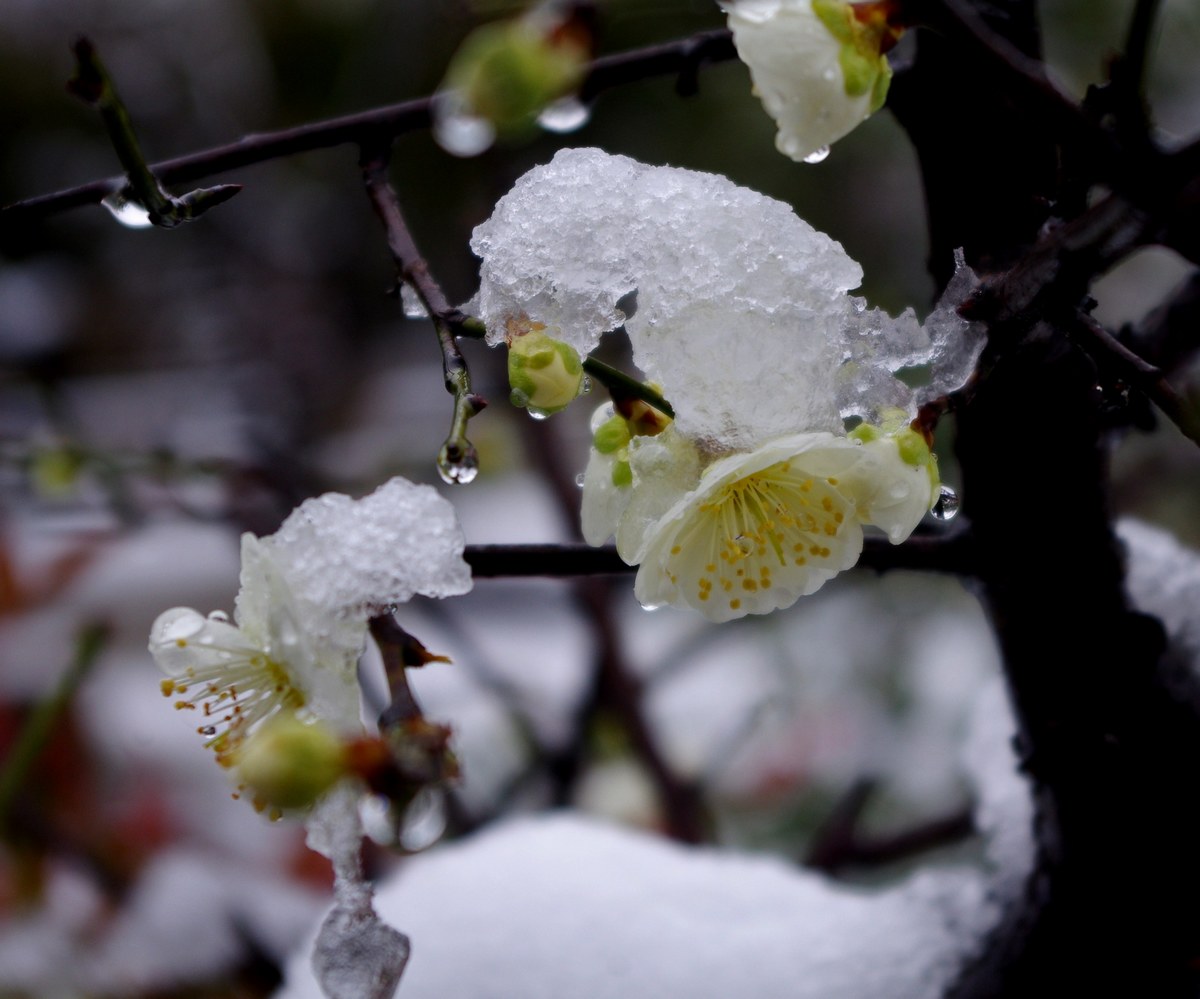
[
  {"left": 444, "top": 19, "right": 586, "bottom": 137},
  {"left": 508, "top": 328, "right": 584, "bottom": 416},
  {"left": 593, "top": 415, "right": 631, "bottom": 454},
  {"left": 611, "top": 458, "right": 633, "bottom": 488},
  {"left": 234, "top": 715, "right": 346, "bottom": 813},
  {"left": 849, "top": 422, "right": 882, "bottom": 444},
  {"left": 894, "top": 427, "right": 932, "bottom": 468}
]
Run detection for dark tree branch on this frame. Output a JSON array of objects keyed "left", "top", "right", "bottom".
[
  {"left": 1, "top": 29, "right": 736, "bottom": 226},
  {"left": 806, "top": 778, "right": 975, "bottom": 875},
  {"left": 1128, "top": 270, "right": 1200, "bottom": 376},
  {"left": 464, "top": 531, "right": 976, "bottom": 579},
  {"left": 1069, "top": 311, "right": 1200, "bottom": 448}
]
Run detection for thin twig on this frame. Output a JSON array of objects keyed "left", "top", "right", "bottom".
[
  {"left": 66, "top": 38, "right": 241, "bottom": 227},
  {"left": 1070, "top": 311, "right": 1200, "bottom": 448},
  {"left": 360, "top": 145, "right": 486, "bottom": 482},
  {"left": 1122, "top": 0, "right": 1163, "bottom": 104},
  {"left": 2, "top": 29, "right": 736, "bottom": 224}
]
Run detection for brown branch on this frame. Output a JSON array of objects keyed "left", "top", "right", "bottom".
[
  {"left": 359, "top": 145, "right": 485, "bottom": 481},
  {"left": 1070, "top": 311, "right": 1200, "bottom": 448},
  {"left": 2, "top": 29, "right": 736, "bottom": 225},
  {"left": 806, "top": 778, "right": 975, "bottom": 874}
]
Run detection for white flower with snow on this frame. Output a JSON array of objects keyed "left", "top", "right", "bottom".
[
  {"left": 473, "top": 149, "right": 975, "bottom": 622},
  {"left": 725, "top": 0, "right": 902, "bottom": 163},
  {"left": 149, "top": 477, "right": 472, "bottom": 772}
]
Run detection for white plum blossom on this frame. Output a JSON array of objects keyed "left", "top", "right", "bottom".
[
  {"left": 149, "top": 476, "right": 471, "bottom": 999},
  {"left": 725, "top": 0, "right": 902, "bottom": 163},
  {"left": 149, "top": 476, "right": 472, "bottom": 772},
  {"left": 472, "top": 149, "right": 966, "bottom": 622}
]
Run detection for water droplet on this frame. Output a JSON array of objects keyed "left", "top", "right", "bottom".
[
  {"left": 575, "top": 472, "right": 586, "bottom": 488},
  {"left": 399, "top": 787, "right": 447, "bottom": 852},
  {"left": 359, "top": 794, "right": 397, "bottom": 846},
  {"left": 803, "top": 146, "right": 831, "bottom": 165},
  {"left": 580, "top": 375, "right": 592, "bottom": 395},
  {"left": 199, "top": 725, "right": 217, "bottom": 736},
  {"left": 207, "top": 610, "right": 230, "bottom": 623},
  {"left": 400, "top": 283, "right": 429, "bottom": 319},
  {"left": 932, "top": 484, "right": 960, "bottom": 521},
  {"left": 589, "top": 403, "right": 616, "bottom": 432},
  {"left": 432, "top": 93, "right": 495, "bottom": 157},
  {"left": 822, "top": 68, "right": 837, "bottom": 82},
  {"left": 536, "top": 95, "right": 591, "bottom": 133},
  {"left": 436, "top": 442, "right": 480, "bottom": 484},
  {"left": 101, "top": 190, "right": 153, "bottom": 228},
  {"left": 527, "top": 407, "right": 549, "bottom": 421}
]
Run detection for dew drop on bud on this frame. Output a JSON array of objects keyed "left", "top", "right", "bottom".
[
  {"left": 101, "top": 190, "right": 153, "bottom": 228},
  {"left": 536, "top": 96, "right": 591, "bottom": 134},
  {"left": 802, "top": 146, "right": 831, "bottom": 165},
  {"left": 207, "top": 610, "right": 230, "bottom": 623},
  {"left": 527, "top": 408, "right": 549, "bottom": 421},
  {"left": 932, "top": 484, "right": 960, "bottom": 521}
]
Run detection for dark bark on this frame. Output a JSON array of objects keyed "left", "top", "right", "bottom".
[{"left": 888, "top": 1, "right": 1200, "bottom": 993}]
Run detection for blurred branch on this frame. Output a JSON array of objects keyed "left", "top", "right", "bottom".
[
  {"left": 2, "top": 28, "right": 736, "bottom": 224},
  {"left": 1069, "top": 311, "right": 1200, "bottom": 448},
  {"left": 360, "top": 145, "right": 486, "bottom": 483},
  {"left": 0, "top": 621, "right": 109, "bottom": 837},
  {"left": 805, "top": 777, "right": 975, "bottom": 874},
  {"left": 66, "top": 38, "right": 241, "bottom": 227},
  {"left": 1128, "top": 270, "right": 1200, "bottom": 376}
]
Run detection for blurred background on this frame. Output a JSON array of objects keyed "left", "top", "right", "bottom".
[{"left": 1, "top": 1, "right": 1198, "bottom": 995}]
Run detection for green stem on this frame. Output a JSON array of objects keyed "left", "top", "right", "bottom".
[
  {"left": 583, "top": 356, "right": 675, "bottom": 419},
  {"left": 0, "top": 622, "right": 109, "bottom": 837}
]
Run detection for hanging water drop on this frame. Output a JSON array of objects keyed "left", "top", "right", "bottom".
[
  {"left": 537, "top": 96, "right": 591, "bottom": 133},
  {"left": 399, "top": 787, "right": 448, "bottom": 852},
  {"left": 359, "top": 794, "right": 397, "bottom": 846},
  {"left": 527, "top": 407, "right": 549, "bottom": 421},
  {"left": 432, "top": 93, "right": 495, "bottom": 157},
  {"left": 207, "top": 610, "right": 230, "bottom": 623},
  {"left": 932, "top": 484, "right": 960, "bottom": 521},
  {"left": 803, "top": 145, "right": 830, "bottom": 164},
  {"left": 400, "top": 283, "right": 429, "bottom": 319},
  {"left": 436, "top": 442, "right": 480, "bottom": 485},
  {"left": 580, "top": 375, "right": 592, "bottom": 394},
  {"left": 575, "top": 472, "right": 586, "bottom": 488},
  {"left": 101, "top": 190, "right": 153, "bottom": 228}
]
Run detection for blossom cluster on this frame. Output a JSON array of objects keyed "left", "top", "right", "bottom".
[{"left": 473, "top": 148, "right": 977, "bottom": 622}]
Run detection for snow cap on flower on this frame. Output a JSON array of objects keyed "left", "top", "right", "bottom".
[
  {"left": 725, "top": 0, "right": 901, "bottom": 163},
  {"left": 472, "top": 147, "right": 862, "bottom": 451},
  {"left": 149, "top": 477, "right": 472, "bottom": 767}
]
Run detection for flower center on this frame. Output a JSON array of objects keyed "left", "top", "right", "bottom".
[
  {"left": 160, "top": 633, "right": 307, "bottom": 769},
  {"left": 664, "top": 459, "right": 851, "bottom": 615}
]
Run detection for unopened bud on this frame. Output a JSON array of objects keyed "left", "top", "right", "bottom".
[
  {"left": 442, "top": 18, "right": 587, "bottom": 138},
  {"left": 508, "top": 328, "right": 584, "bottom": 416},
  {"left": 234, "top": 715, "right": 346, "bottom": 812}
]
